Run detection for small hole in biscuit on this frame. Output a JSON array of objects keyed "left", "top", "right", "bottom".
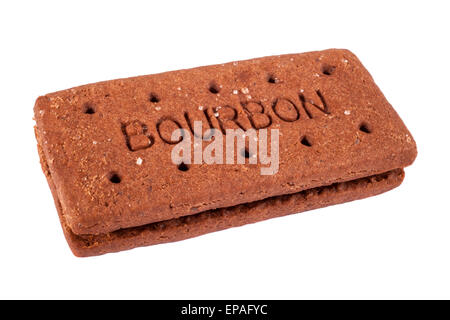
[
  {"left": 359, "top": 123, "right": 372, "bottom": 134},
  {"left": 241, "top": 148, "right": 251, "bottom": 158},
  {"left": 178, "top": 162, "right": 189, "bottom": 172},
  {"left": 108, "top": 172, "right": 122, "bottom": 183},
  {"left": 321, "top": 64, "right": 336, "bottom": 76},
  {"left": 149, "top": 93, "right": 160, "bottom": 103},
  {"left": 84, "top": 104, "right": 96, "bottom": 114},
  {"left": 208, "top": 82, "right": 220, "bottom": 94},
  {"left": 267, "top": 74, "right": 277, "bottom": 84},
  {"left": 301, "top": 136, "right": 312, "bottom": 147}
]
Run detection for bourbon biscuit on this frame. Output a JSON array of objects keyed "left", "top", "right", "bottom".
[{"left": 34, "top": 49, "right": 417, "bottom": 256}]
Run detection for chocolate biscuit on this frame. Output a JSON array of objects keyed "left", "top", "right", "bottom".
[{"left": 34, "top": 49, "right": 417, "bottom": 256}]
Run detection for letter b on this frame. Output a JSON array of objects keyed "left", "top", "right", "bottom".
[{"left": 121, "top": 120, "right": 155, "bottom": 151}]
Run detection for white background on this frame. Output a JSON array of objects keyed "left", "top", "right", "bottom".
[{"left": 1, "top": 0, "right": 449, "bottom": 299}]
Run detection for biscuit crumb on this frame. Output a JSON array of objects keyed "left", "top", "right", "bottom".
[
  {"left": 177, "top": 87, "right": 182, "bottom": 91},
  {"left": 39, "top": 110, "right": 45, "bottom": 116},
  {"left": 198, "top": 106, "right": 203, "bottom": 111},
  {"left": 93, "top": 141, "right": 97, "bottom": 145},
  {"left": 246, "top": 95, "right": 252, "bottom": 99},
  {"left": 214, "top": 112, "right": 219, "bottom": 117},
  {"left": 342, "top": 59, "right": 349, "bottom": 63},
  {"left": 314, "top": 73, "right": 320, "bottom": 77},
  {"left": 344, "top": 110, "right": 351, "bottom": 115},
  {"left": 241, "top": 87, "right": 249, "bottom": 94},
  {"left": 155, "top": 106, "right": 161, "bottom": 111},
  {"left": 233, "top": 89, "right": 238, "bottom": 94},
  {"left": 136, "top": 157, "right": 143, "bottom": 165},
  {"left": 300, "top": 89, "right": 304, "bottom": 93}
]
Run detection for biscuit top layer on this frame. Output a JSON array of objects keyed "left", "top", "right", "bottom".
[{"left": 34, "top": 49, "right": 417, "bottom": 235}]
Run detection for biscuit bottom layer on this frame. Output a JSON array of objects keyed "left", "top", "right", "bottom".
[{"left": 57, "top": 168, "right": 404, "bottom": 257}]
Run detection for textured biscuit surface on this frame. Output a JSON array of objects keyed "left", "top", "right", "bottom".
[{"left": 34, "top": 49, "right": 417, "bottom": 256}]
